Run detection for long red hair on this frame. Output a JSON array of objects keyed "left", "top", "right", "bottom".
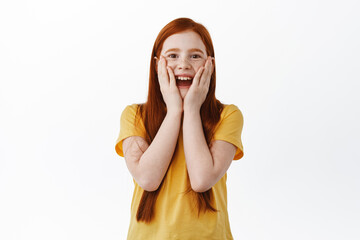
[{"left": 136, "top": 17, "right": 224, "bottom": 223}]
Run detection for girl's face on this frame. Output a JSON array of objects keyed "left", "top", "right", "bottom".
[{"left": 159, "top": 31, "right": 208, "bottom": 99}]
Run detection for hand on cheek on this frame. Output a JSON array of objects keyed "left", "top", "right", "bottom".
[
  {"left": 157, "top": 55, "right": 183, "bottom": 113},
  {"left": 184, "top": 56, "right": 214, "bottom": 112}
]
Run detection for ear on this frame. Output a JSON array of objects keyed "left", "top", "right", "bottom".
[{"left": 154, "top": 56, "right": 159, "bottom": 73}]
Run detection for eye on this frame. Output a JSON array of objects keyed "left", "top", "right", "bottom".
[
  {"left": 168, "top": 54, "right": 178, "bottom": 58},
  {"left": 190, "top": 54, "right": 202, "bottom": 59}
]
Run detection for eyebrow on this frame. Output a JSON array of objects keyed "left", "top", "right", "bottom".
[{"left": 164, "top": 48, "right": 205, "bottom": 55}]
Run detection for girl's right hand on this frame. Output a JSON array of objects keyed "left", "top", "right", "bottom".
[{"left": 157, "top": 55, "right": 183, "bottom": 113}]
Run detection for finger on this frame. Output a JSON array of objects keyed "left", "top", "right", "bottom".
[
  {"left": 204, "top": 71, "right": 212, "bottom": 91},
  {"left": 159, "top": 56, "right": 169, "bottom": 87},
  {"left": 161, "top": 55, "right": 170, "bottom": 84},
  {"left": 192, "top": 66, "right": 205, "bottom": 86},
  {"left": 157, "top": 56, "right": 165, "bottom": 86},
  {"left": 167, "top": 66, "right": 176, "bottom": 87},
  {"left": 199, "top": 57, "right": 212, "bottom": 86}
]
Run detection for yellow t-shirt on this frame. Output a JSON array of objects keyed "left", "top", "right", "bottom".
[{"left": 115, "top": 104, "right": 244, "bottom": 240}]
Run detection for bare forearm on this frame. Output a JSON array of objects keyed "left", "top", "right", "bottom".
[
  {"left": 183, "top": 109, "right": 214, "bottom": 192},
  {"left": 138, "top": 110, "right": 182, "bottom": 190}
]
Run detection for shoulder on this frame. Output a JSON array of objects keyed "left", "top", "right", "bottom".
[
  {"left": 121, "top": 103, "right": 143, "bottom": 119},
  {"left": 220, "top": 104, "right": 243, "bottom": 122},
  {"left": 214, "top": 104, "right": 244, "bottom": 160},
  {"left": 122, "top": 103, "right": 139, "bottom": 114}
]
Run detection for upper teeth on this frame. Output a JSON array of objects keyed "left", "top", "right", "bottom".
[{"left": 176, "top": 76, "right": 193, "bottom": 81}]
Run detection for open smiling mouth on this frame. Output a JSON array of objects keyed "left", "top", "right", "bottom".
[{"left": 176, "top": 76, "right": 193, "bottom": 87}]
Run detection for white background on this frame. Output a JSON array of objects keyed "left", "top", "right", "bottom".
[{"left": 1, "top": 0, "right": 359, "bottom": 239}]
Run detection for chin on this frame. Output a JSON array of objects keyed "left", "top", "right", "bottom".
[{"left": 179, "top": 89, "right": 188, "bottom": 99}]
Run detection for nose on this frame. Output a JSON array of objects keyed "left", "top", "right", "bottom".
[{"left": 176, "top": 57, "right": 191, "bottom": 70}]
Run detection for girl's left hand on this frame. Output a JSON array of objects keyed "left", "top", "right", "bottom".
[{"left": 184, "top": 56, "right": 214, "bottom": 112}]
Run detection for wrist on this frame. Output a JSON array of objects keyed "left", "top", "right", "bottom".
[
  {"left": 184, "top": 99, "right": 199, "bottom": 111},
  {"left": 166, "top": 107, "right": 183, "bottom": 117},
  {"left": 184, "top": 105, "right": 201, "bottom": 115}
]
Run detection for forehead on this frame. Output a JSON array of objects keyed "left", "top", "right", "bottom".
[{"left": 161, "top": 31, "right": 207, "bottom": 53}]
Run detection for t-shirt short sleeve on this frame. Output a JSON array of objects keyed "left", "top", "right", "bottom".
[
  {"left": 212, "top": 104, "right": 244, "bottom": 160},
  {"left": 115, "top": 104, "right": 147, "bottom": 157}
]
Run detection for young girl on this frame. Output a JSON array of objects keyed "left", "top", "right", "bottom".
[{"left": 115, "top": 17, "right": 244, "bottom": 240}]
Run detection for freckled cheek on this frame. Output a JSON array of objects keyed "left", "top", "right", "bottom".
[
  {"left": 166, "top": 63, "right": 175, "bottom": 70},
  {"left": 194, "top": 61, "right": 206, "bottom": 72},
  {"left": 166, "top": 61, "right": 205, "bottom": 71}
]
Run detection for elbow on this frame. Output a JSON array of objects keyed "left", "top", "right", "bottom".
[
  {"left": 138, "top": 178, "right": 161, "bottom": 192},
  {"left": 190, "top": 180, "right": 212, "bottom": 193},
  {"left": 189, "top": 171, "right": 216, "bottom": 192}
]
